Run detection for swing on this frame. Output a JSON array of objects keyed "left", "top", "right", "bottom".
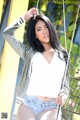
[{"left": 56, "top": 0, "right": 80, "bottom": 119}]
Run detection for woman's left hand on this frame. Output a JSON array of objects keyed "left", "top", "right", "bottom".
[{"left": 55, "top": 92, "right": 67, "bottom": 106}]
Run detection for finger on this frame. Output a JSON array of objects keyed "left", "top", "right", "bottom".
[
  {"left": 57, "top": 99, "right": 65, "bottom": 106},
  {"left": 59, "top": 92, "right": 65, "bottom": 97},
  {"left": 56, "top": 96, "right": 66, "bottom": 105},
  {"left": 31, "top": 8, "right": 38, "bottom": 14}
]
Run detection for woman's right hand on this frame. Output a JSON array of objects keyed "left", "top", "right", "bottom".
[{"left": 23, "top": 7, "right": 39, "bottom": 21}]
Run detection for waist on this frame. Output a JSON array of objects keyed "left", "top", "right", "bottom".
[
  {"left": 23, "top": 95, "right": 57, "bottom": 105},
  {"left": 33, "top": 96, "right": 56, "bottom": 102}
]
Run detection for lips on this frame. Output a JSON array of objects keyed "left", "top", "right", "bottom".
[{"left": 43, "top": 35, "right": 49, "bottom": 38}]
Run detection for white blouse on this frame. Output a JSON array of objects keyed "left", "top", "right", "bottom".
[{"left": 26, "top": 52, "right": 65, "bottom": 98}]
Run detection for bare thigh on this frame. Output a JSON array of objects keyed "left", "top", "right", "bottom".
[
  {"left": 17, "top": 103, "right": 36, "bottom": 120},
  {"left": 37, "top": 108, "right": 60, "bottom": 120}
]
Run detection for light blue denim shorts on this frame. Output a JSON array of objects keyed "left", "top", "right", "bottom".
[{"left": 22, "top": 95, "right": 58, "bottom": 115}]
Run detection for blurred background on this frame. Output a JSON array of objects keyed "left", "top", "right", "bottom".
[{"left": 0, "top": 0, "right": 80, "bottom": 120}]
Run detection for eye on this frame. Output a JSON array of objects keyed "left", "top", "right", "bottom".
[{"left": 37, "top": 29, "right": 41, "bottom": 31}]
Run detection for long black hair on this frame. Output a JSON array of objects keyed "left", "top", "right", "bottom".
[{"left": 27, "top": 14, "right": 68, "bottom": 61}]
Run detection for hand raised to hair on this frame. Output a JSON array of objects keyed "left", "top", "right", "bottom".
[{"left": 23, "top": 7, "right": 39, "bottom": 21}]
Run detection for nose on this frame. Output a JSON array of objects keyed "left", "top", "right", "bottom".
[{"left": 43, "top": 28, "right": 47, "bottom": 34}]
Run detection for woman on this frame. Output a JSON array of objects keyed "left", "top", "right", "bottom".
[{"left": 3, "top": 8, "right": 70, "bottom": 120}]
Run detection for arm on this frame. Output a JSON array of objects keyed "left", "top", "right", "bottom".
[
  {"left": 3, "top": 17, "right": 27, "bottom": 60},
  {"left": 3, "top": 7, "right": 38, "bottom": 60}
]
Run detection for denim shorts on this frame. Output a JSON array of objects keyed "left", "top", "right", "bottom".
[{"left": 22, "top": 95, "right": 58, "bottom": 115}]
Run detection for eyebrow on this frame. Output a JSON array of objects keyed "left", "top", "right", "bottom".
[
  {"left": 36, "top": 24, "right": 47, "bottom": 30},
  {"left": 36, "top": 27, "right": 42, "bottom": 29}
]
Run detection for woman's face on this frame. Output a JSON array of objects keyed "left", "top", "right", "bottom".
[{"left": 35, "top": 20, "right": 50, "bottom": 44}]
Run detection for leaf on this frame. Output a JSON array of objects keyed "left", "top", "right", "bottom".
[{"left": 67, "top": 5, "right": 74, "bottom": 12}]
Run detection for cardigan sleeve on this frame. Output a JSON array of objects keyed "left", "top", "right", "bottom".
[
  {"left": 60, "top": 60, "right": 70, "bottom": 98},
  {"left": 3, "top": 17, "right": 29, "bottom": 60}
]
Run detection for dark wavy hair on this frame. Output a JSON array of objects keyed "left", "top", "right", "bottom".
[{"left": 27, "top": 14, "right": 68, "bottom": 61}]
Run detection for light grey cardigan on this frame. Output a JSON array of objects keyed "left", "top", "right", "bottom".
[{"left": 3, "top": 17, "right": 70, "bottom": 98}]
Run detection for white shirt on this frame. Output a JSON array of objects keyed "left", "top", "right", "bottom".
[{"left": 26, "top": 52, "right": 65, "bottom": 98}]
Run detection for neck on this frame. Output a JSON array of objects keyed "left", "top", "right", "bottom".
[{"left": 42, "top": 43, "right": 54, "bottom": 53}]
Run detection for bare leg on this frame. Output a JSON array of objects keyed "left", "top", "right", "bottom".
[
  {"left": 37, "top": 108, "right": 61, "bottom": 120},
  {"left": 17, "top": 104, "right": 36, "bottom": 120}
]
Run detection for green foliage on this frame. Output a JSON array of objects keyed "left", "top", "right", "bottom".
[
  {"left": 67, "top": 5, "right": 74, "bottom": 12},
  {"left": 54, "top": 0, "right": 80, "bottom": 4}
]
